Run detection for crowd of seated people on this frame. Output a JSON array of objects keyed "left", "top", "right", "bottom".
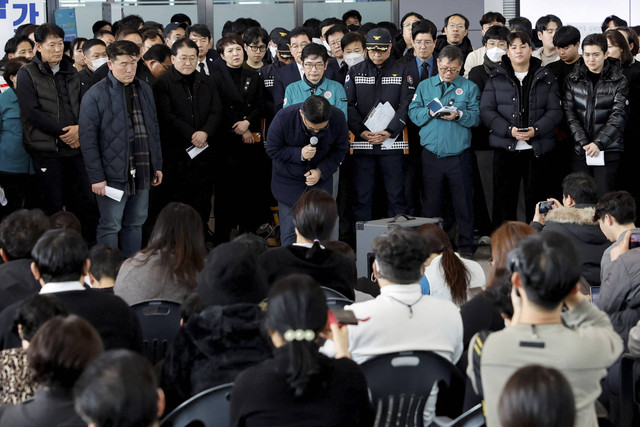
[{"left": 1, "top": 8, "right": 640, "bottom": 426}]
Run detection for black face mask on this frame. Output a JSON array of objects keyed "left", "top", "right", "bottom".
[{"left": 347, "top": 24, "right": 360, "bottom": 32}]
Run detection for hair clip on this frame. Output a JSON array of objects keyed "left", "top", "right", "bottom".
[{"left": 283, "top": 329, "right": 315, "bottom": 342}]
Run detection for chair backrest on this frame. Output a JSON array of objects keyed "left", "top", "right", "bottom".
[
  {"left": 321, "top": 286, "right": 352, "bottom": 301},
  {"left": 326, "top": 297, "right": 354, "bottom": 309},
  {"left": 131, "top": 300, "right": 182, "bottom": 364},
  {"left": 619, "top": 353, "right": 640, "bottom": 427},
  {"left": 360, "top": 351, "right": 465, "bottom": 427},
  {"left": 160, "top": 383, "right": 233, "bottom": 427}
]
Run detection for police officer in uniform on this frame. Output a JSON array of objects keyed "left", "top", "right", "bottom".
[{"left": 345, "top": 27, "right": 414, "bottom": 223}]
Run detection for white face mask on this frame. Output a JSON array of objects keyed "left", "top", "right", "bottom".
[
  {"left": 89, "top": 57, "right": 109, "bottom": 71},
  {"left": 322, "top": 39, "right": 332, "bottom": 52},
  {"left": 344, "top": 52, "right": 365, "bottom": 68},
  {"left": 269, "top": 46, "right": 277, "bottom": 60},
  {"left": 486, "top": 47, "right": 507, "bottom": 63}
]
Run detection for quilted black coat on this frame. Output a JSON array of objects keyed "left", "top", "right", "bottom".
[{"left": 563, "top": 58, "right": 629, "bottom": 155}]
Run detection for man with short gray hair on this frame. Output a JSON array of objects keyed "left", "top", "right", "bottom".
[{"left": 409, "top": 45, "right": 480, "bottom": 256}]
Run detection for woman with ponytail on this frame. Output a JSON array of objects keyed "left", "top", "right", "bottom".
[
  {"left": 230, "top": 274, "right": 373, "bottom": 426},
  {"left": 417, "top": 224, "right": 486, "bottom": 306},
  {"left": 258, "top": 189, "right": 356, "bottom": 300}
]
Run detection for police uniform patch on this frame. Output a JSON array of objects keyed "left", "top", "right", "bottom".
[
  {"left": 381, "top": 76, "right": 402, "bottom": 85},
  {"left": 324, "top": 91, "right": 332, "bottom": 99},
  {"left": 407, "top": 75, "right": 413, "bottom": 85},
  {"left": 455, "top": 88, "right": 464, "bottom": 95}
]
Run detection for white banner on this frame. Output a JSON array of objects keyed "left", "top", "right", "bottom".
[{"left": 0, "top": 0, "right": 47, "bottom": 49}]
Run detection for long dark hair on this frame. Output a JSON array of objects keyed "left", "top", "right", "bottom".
[
  {"left": 605, "top": 29, "right": 634, "bottom": 65},
  {"left": 293, "top": 190, "right": 337, "bottom": 259},
  {"left": 138, "top": 203, "right": 205, "bottom": 294},
  {"left": 417, "top": 224, "right": 469, "bottom": 305},
  {"left": 265, "top": 274, "right": 327, "bottom": 397}
]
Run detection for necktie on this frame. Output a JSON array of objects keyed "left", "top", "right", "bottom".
[
  {"left": 420, "top": 62, "right": 429, "bottom": 81},
  {"left": 198, "top": 62, "right": 208, "bottom": 76}
]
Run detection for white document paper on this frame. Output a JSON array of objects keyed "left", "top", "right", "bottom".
[
  {"left": 586, "top": 151, "right": 605, "bottom": 166},
  {"left": 364, "top": 101, "right": 396, "bottom": 133},
  {"left": 186, "top": 144, "right": 209, "bottom": 159},
  {"left": 105, "top": 186, "right": 124, "bottom": 202},
  {"left": 381, "top": 135, "right": 398, "bottom": 149}
]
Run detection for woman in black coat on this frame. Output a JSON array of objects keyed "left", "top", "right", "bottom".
[
  {"left": 211, "top": 36, "right": 269, "bottom": 244},
  {"left": 153, "top": 38, "right": 221, "bottom": 228}
]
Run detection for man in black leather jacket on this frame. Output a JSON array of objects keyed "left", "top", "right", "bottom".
[{"left": 563, "top": 33, "right": 629, "bottom": 196}]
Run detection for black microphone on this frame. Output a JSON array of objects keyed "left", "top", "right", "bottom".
[{"left": 310, "top": 136, "right": 318, "bottom": 147}]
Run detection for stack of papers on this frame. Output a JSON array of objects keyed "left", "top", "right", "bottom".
[{"left": 363, "top": 101, "right": 398, "bottom": 149}]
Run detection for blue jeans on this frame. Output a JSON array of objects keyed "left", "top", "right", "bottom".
[{"left": 96, "top": 189, "right": 149, "bottom": 258}]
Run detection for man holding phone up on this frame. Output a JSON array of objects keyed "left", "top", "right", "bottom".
[
  {"left": 480, "top": 31, "right": 561, "bottom": 226},
  {"left": 409, "top": 45, "right": 480, "bottom": 256}
]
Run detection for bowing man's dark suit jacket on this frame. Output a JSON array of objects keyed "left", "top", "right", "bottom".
[{"left": 266, "top": 104, "right": 348, "bottom": 207}]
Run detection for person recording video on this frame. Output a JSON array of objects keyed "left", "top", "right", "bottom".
[{"left": 266, "top": 95, "right": 348, "bottom": 245}]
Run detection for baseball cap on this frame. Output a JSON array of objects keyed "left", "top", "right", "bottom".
[
  {"left": 163, "top": 22, "right": 188, "bottom": 39},
  {"left": 366, "top": 28, "right": 392, "bottom": 51}
]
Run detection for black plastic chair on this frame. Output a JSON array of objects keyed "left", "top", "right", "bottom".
[
  {"left": 321, "top": 286, "right": 352, "bottom": 301},
  {"left": 359, "top": 351, "right": 466, "bottom": 427},
  {"left": 326, "top": 297, "right": 354, "bottom": 309},
  {"left": 619, "top": 353, "right": 640, "bottom": 427},
  {"left": 433, "top": 403, "right": 484, "bottom": 427},
  {"left": 131, "top": 300, "right": 181, "bottom": 364},
  {"left": 160, "top": 383, "right": 233, "bottom": 427}
]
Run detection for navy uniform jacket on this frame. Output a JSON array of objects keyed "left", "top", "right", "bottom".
[
  {"left": 345, "top": 57, "right": 415, "bottom": 147},
  {"left": 272, "top": 61, "right": 335, "bottom": 113},
  {"left": 266, "top": 104, "right": 348, "bottom": 206}
]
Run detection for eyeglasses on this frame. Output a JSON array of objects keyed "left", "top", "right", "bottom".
[
  {"left": 413, "top": 40, "right": 434, "bottom": 47},
  {"left": 328, "top": 40, "right": 342, "bottom": 47},
  {"left": 439, "top": 65, "right": 461, "bottom": 74},
  {"left": 303, "top": 62, "right": 324, "bottom": 70},
  {"left": 447, "top": 23, "right": 466, "bottom": 30},
  {"left": 176, "top": 55, "right": 197, "bottom": 63},
  {"left": 486, "top": 40, "right": 508, "bottom": 49},
  {"left": 290, "top": 42, "right": 309, "bottom": 51},
  {"left": 248, "top": 44, "right": 267, "bottom": 52}
]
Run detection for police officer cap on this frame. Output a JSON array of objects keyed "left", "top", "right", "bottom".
[
  {"left": 366, "top": 28, "right": 392, "bottom": 50},
  {"left": 277, "top": 37, "right": 293, "bottom": 59},
  {"left": 270, "top": 27, "right": 289, "bottom": 45}
]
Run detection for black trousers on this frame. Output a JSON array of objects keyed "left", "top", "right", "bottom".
[
  {"left": 492, "top": 149, "right": 551, "bottom": 227},
  {"left": 31, "top": 155, "right": 98, "bottom": 244},
  {"left": 421, "top": 148, "right": 475, "bottom": 252},
  {"left": 570, "top": 151, "right": 621, "bottom": 197}
]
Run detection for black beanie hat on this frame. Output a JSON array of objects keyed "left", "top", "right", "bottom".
[{"left": 196, "top": 241, "right": 269, "bottom": 306}]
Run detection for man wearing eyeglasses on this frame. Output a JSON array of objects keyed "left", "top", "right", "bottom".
[
  {"left": 272, "top": 27, "right": 335, "bottom": 113},
  {"left": 266, "top": 95, "right": 348, "bottom": 245},
  {"left": 345, "top": 27, "right": 413, "bottom": 224},
  {"left": 434, "top": 14, "right": 474, "bottom": 68},
  {"left": 283, "top": 43, "right": 347, "bottom": 118},
  {"left": 409, "top": 45, "right": 480, "bottom": 256}
]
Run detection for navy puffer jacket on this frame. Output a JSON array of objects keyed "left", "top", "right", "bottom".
[
  {"left": 480, "top": 56, "right": 562, "bottom": 156},
  {"left": 563, "top": 58, "right": 629, "bottom": 155},
  {"left": 79, "top": 72, "right": 162, "bottom": 189}
]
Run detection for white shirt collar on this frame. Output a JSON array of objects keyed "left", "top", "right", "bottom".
[
  {"left": 40, "top": 281, "right": 86, "bottom": 294},
  {"left": 293, "top": 242, "right": 326, "bottom": 249},
  {"left": 296, "top": 62, "right": 305, "bottom": 79}
]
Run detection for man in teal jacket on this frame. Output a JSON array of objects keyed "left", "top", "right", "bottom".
[
  {"left": 283, "top": 43, "right": 347, "bottom": 118},
  {"left": 409, "top": 45, "right": 480, "bottom": 255}
]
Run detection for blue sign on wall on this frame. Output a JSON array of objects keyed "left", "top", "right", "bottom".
[{"left": 54, "top": 8, "right": 78, "bottom": 42}]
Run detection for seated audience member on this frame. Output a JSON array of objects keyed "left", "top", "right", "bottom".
[
  {"left": 498, "top": 365, "right": 575, "bottom": 427},
  {"left": 230, "top": 274, "right": 373, "bottom": 426},
  {"left": 594, "top": 191, "right": 640, "bottom": 344},
  {"left": 467, "top": 232, "right": 623, "bottom": 427},
  {"left": 0, "top": 294, "right": 68, "bottom": 405},
  {"left": 115, "top": 203, "right": 205, "bottom": 305},
  {"left": 0, "top": 315, "right": 103, "bottom": 426},
  {"left": 0, "top": 209, "right": 51, "bottom": 312},
  {"left": 323, "top": 240, "right": 373, "bottom": 302},
  {"left": 88, "top": 244, "right": 124, "bottom": 292},
  {"left": 160, "top": 239, "right": 272, "bottom": 412},
  {"left": 339, "top": 227, "right": 463, "bottom": 425},
  {"left": 531, "top": 173, "right": 609, "bottom": 286},
  {"left": 74, "top": 350, "right": 164, "bottom": 427},
  {"left": 417, "top": 224, "right": 485, "bottom": 305},
  {"left": 50, "top": 210, "right": 82, "bottom": 233},
  {"left": 258, "top": 190, "right": 355, "bottom": 300},
  {"left": 532, "top": 15, "right": 562, "bottom": 66},
  {"left": 0, "top": 229, "right": 142, "bottom": 351}
]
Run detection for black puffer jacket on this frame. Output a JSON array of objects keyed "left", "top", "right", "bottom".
[
  {"left": 563, "top": 58, "right": 629, "bottom": 155},
  {"left": 480, "top": 56, "right": 562, "bottom": 156}
]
